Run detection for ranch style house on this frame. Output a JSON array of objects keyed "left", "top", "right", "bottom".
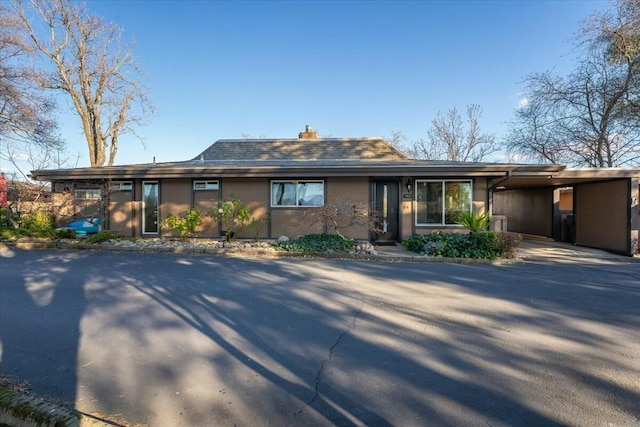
[{"left": 30, "top": 127, "right": 640, "bottom": 255}]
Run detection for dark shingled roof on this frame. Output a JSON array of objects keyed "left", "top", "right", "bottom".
[
  {"left": 29, "top": 135, "right": 570, "bottom": 181},
  {"left": 194, "top": 138, "right": 408, "bottom": 162}
]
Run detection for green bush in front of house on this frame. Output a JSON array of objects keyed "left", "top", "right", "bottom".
[
  {"left": 19, "top": 210, "right": 55, "bottom": 237},
  {"left": 0, "top": 228, "right": 23, "bottom": 240},
  {"left": 401, "top": 231, "right": 521, "bottom": 259},
  {"left": 273, "top": 234, "right": 355, "bottom": 252},
  {"left": 0, "top": 208, "right": 20, "bottom": 240},
  {"left": 84, "top": 230, "right": 123, "bottom": 244},
  {"left": 0, "top": 207, "right": 17, "bottom": 230},
  {"left": 161, "top": 208, "right": 202, "bottom": 238},
  {"left": 0, "top": 209, "right": 55, "bottom": 240},
  {"left": 207, "top": 194, "right": 252, "bottom": 241}
]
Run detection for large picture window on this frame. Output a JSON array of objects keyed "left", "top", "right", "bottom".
[
  {"left": 415, "top": 180, "right": 472, "bottom": 225},
  {"left": 271, "top": 180, "right": 324, "bottom": 207}
]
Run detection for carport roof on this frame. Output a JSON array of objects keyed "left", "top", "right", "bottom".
[{"left": 492, "top": 167, "right": 640, "bottom": 191}]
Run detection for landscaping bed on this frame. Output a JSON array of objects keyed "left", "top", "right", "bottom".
[{"left": 0, "top": 375, "right": 127, "bottom": 427}]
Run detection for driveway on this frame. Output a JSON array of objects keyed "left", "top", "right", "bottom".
[
  {"left": 0, "top": 248, "right": 639, "bottom": 426},
  {"left": 518, "top": 239, "right": 636, "bottom": 264}
]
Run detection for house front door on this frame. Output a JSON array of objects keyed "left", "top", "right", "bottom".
[{"left": 374, "top": 181, "right": 399, "bottom": 243}]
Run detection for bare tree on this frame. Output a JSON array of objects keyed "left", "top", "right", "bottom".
[
  {"left": 0, "top": 4, "right": 63, "bottom": 171},
  {"left": 506, "top": 0, "right": 640, "bottom": 167},
  {"left": 241, "top": 133, "right": 267, "bottom": 139},
  {"left": 12, "top": 0, "right": 151, "bottom": 167},
  {"left": 299, "top": 198, "right": 382, "bottom": 240},
  {"left": 384, "top": 130, "right": 407, "bottom": 152},
  {"left": 407, "top": 105, "right": 497, "bottom": 161}
]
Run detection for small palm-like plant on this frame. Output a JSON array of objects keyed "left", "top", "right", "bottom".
[{"left": 457, "top": 211, "right": 495, "bottom": 232}]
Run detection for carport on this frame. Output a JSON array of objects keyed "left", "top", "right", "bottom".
[{"left": 491, "top": 168, "right": 640, "bottom": 256}]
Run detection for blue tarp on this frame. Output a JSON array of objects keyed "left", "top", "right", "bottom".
[{"left": 61, "top": 218, "right": 102, "bottom": 235}]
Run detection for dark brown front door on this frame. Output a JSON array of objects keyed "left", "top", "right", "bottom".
[{"left": 374, "top": 181, "right": 399, "bottom": 242}]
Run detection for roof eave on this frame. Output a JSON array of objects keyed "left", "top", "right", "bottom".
[{"left": 30, "top": 163, "right": 566, "bottom": 181}]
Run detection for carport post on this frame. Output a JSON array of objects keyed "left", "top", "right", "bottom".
[
  {"left": 630, "top": 178, "right": 639, "bottom": 255},
  {"left": 552, "top": 189, "right": 562, "bottom": 242}
]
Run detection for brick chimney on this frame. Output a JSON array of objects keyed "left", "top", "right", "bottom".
[{"left": 298, "top": 124, "right": 317, "bottom": 139}]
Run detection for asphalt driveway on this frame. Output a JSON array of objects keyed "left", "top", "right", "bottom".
[{"left": 0, "top": 248, "right": 639, "bottom": 426}]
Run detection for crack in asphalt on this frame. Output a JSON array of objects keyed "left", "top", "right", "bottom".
[
  {"left": 294, "top": 268, "right": 365, "bottom": 422},
  {"left": 309, "top": 329, "right": 348, "bottom": 406}
]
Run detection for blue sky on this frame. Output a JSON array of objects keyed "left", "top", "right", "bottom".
[{"left": 54, "top": 1, "right": 608, "bottom": 167}]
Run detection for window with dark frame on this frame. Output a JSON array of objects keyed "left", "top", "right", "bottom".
[
  {"left": 110, "top": 181, "right": 133, "bottom": 191},
  {"left": 271, "top": 180, "right": 324, "bottom": 207},
  {"left": 193, "top": 180, "right": 219, "bottom": 190},
  {"left": 74, "top": 188, "right": 102, "bottom": 200},
  {"left": 415, "top": 180, "right": 472, "bottom": 225}
]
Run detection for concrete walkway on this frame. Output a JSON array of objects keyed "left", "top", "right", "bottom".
[
  {"left": 373, "top": 243, "right": 417, "bottom": 258},
  {"left": 518, "top": 239, "right": 638, "bottom": 264},
  {"left": 375, "top": 239, "right": 637, "bottom": 263}
]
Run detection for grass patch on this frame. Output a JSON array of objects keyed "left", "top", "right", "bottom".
[{"left": 0, "top": 381, "right": 81, "bottom": 427}]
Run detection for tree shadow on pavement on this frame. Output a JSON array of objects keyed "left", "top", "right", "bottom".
[
  {"left": 2, "top": 250, "right": 639, "bottom": 426},
  {"left": 0, "top": 250, "right": 90, "bottom": 423},
  {"left": 343, "top": 258, "right": 640, "bottom": 424},
  {"left": 80, "top": 254, "right": 625, "bottom": 426}
]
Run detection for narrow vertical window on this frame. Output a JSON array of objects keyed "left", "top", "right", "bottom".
[{"left": 142, "top": 181, "right": 159, "bottom": 233}]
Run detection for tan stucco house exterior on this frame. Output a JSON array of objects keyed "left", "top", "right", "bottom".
[{"left": 30, "top": 128, "right": 640, "bottom": 255}]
